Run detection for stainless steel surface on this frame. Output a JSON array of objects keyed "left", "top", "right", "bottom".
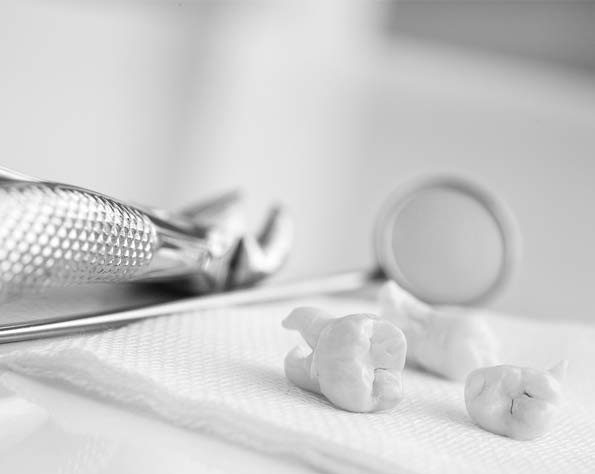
[
  {"left": 0, "top": 167, "right": 40, "bottom": 183},
  {"left": 0, "top": 271, "right": 372, "bottom": 343},
  {"left": 229, "top": 207, "right": 294, "bottom": 288},
  {"left": 0, "top": 181, "right": 159, "bottom": 301},
  {"left": 0, "top": 168, "right": 294, "bottom": 302}
]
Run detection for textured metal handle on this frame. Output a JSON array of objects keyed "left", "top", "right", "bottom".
[{"left": 0, "top": 182, "right": 158, "bottom": 302}]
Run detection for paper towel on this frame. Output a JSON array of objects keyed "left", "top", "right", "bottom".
[{"left": 0, "top": 297, "right": 593, "bottom": 474}]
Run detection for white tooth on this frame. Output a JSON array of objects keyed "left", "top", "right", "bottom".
[
  {"left": 378, "top": 280, "right": 431, "bottom": 329},
  {"left": 283, "top": 309, "right": 407, "bottom": 413},
  {"left": 464, "top": 363, "right": 566, "bottom": 440},
  {"left": 465, "top": 370, "right": 486, "bottom": 400},
  {"left": 282, "top": 307, "right": 332, "bottom": 349},
  {"left": 284, "top": 346, "right": 319, "bottom": 393},
  {"left": 548, "top": 360, "right": 568, "bottom": 382},
  {"left": 379, "top": 281, "right": 499, "bottom": 381},
  {"left": 372, "top": 369, "right": 403, "bottom": 411}
]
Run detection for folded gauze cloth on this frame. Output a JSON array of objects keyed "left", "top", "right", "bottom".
[{"left": 0, "top": 296, "right": 594, "bottom": 474}]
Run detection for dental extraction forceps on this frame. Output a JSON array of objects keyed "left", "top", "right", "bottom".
[
  {"left": 0, "top": 167, "right": 294, "bottom": 336},
  {"left": 0, "top": 169, "right": 519, "bottom": 343},
  {"left": 0, "top": 167, "right": 292, "bottom": 298}
]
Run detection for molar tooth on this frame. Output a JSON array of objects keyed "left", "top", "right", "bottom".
[
  {"left": 465, "top": 370, "right": 486, "bottom": 400},
  {"left": 549, "top": 360, "right": 568, "bottom": 382},
  {"left": 379, "top": 281, "right": 499, "bottom": 381},
  {"left": 464, "top": 362, "right": 566, "bottom": 440},
  {"left": 283, "top": 308, "right": 407, "bottom": 413},
  {"left": 282, "top": 306, "right": 332, "bottom": 349}
]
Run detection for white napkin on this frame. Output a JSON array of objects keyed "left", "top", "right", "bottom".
[{"left": 0, "top": 297, "right": 594, "bottom": 474}]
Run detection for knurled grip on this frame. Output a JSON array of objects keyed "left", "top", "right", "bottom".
[{"left": 0, "top": 182, "right": 158, "bottom": 301}]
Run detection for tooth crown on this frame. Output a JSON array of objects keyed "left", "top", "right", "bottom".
[
  {"left": 316, "top": 315, "right": 407, "bottom": 412},
  {"left": 464, "top": 364, "right": 565, "bottom": 440},
  {"left": 283, "top": 308, "right": 407, "bottom": 413}
]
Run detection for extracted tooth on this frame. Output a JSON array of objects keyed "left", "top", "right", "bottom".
[
  {"left": 464, "top": 361, "right": 567, "bottom": 440},
  {"left": 379, "top": 281, "right": 499, "bottom": 381},
  {"left": 283, "top": 306, "right": 330, "bottom": 348},
  {"left": 284, "top": 345, "right": 320, "bottom": 394},
  {"left": 548, "top": 360, "right": 568, "bottom": 383},
  {"left": 229, "top": 206, "right": 293, "bottom": 288},
  {"left": 283, "top": 306, "right": 407, "bottom": 413}
]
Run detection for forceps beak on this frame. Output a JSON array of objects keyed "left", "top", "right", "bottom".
[
  {"left": 166, "top": 192, "right": 293, "bottom": 292},
  {"left": 229, "top": 206, "right": 293, "bottom": 288},
  {"left": 180, "top": 192, "right": 293, "bottom": 287}
]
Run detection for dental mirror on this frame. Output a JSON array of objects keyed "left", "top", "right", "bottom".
[
  {"left": 374, "top": 176, "right": 519, "bottom": 305},
  {"left": 0, "top": 174, "right": 520, "bottom": 343}
]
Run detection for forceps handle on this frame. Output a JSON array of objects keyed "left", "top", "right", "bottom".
[
  {"left": 0, "top": 271, "right": 377, "bottom": 343},
  {"left": 0, "top": 180, "right": 218, "bottom": 303}
]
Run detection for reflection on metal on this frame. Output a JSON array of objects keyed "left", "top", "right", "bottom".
[{"left": 0, "top": 167, "right": 294, "bottom": 302}]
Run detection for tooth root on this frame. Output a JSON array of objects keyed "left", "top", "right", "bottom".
[
  {"left": 282, "top": 307, "right": 332, "bottom": 348},
  {"left": 548, "top": 360, "right": 568, "bottom": 382},
  {"left": 379, "top": 281, "right": 431, "bottom": 326},
  {"left": 284, "top": 346, "right": 320, "bottom": 394}
]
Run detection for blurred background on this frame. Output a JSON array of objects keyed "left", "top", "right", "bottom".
[{"left": 1, "top": 0, "right": 594, "bottom": 320}]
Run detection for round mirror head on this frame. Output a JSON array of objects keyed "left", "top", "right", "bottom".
[{"left": 374, "top": 176, "right": 520, "bottom": 306}]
